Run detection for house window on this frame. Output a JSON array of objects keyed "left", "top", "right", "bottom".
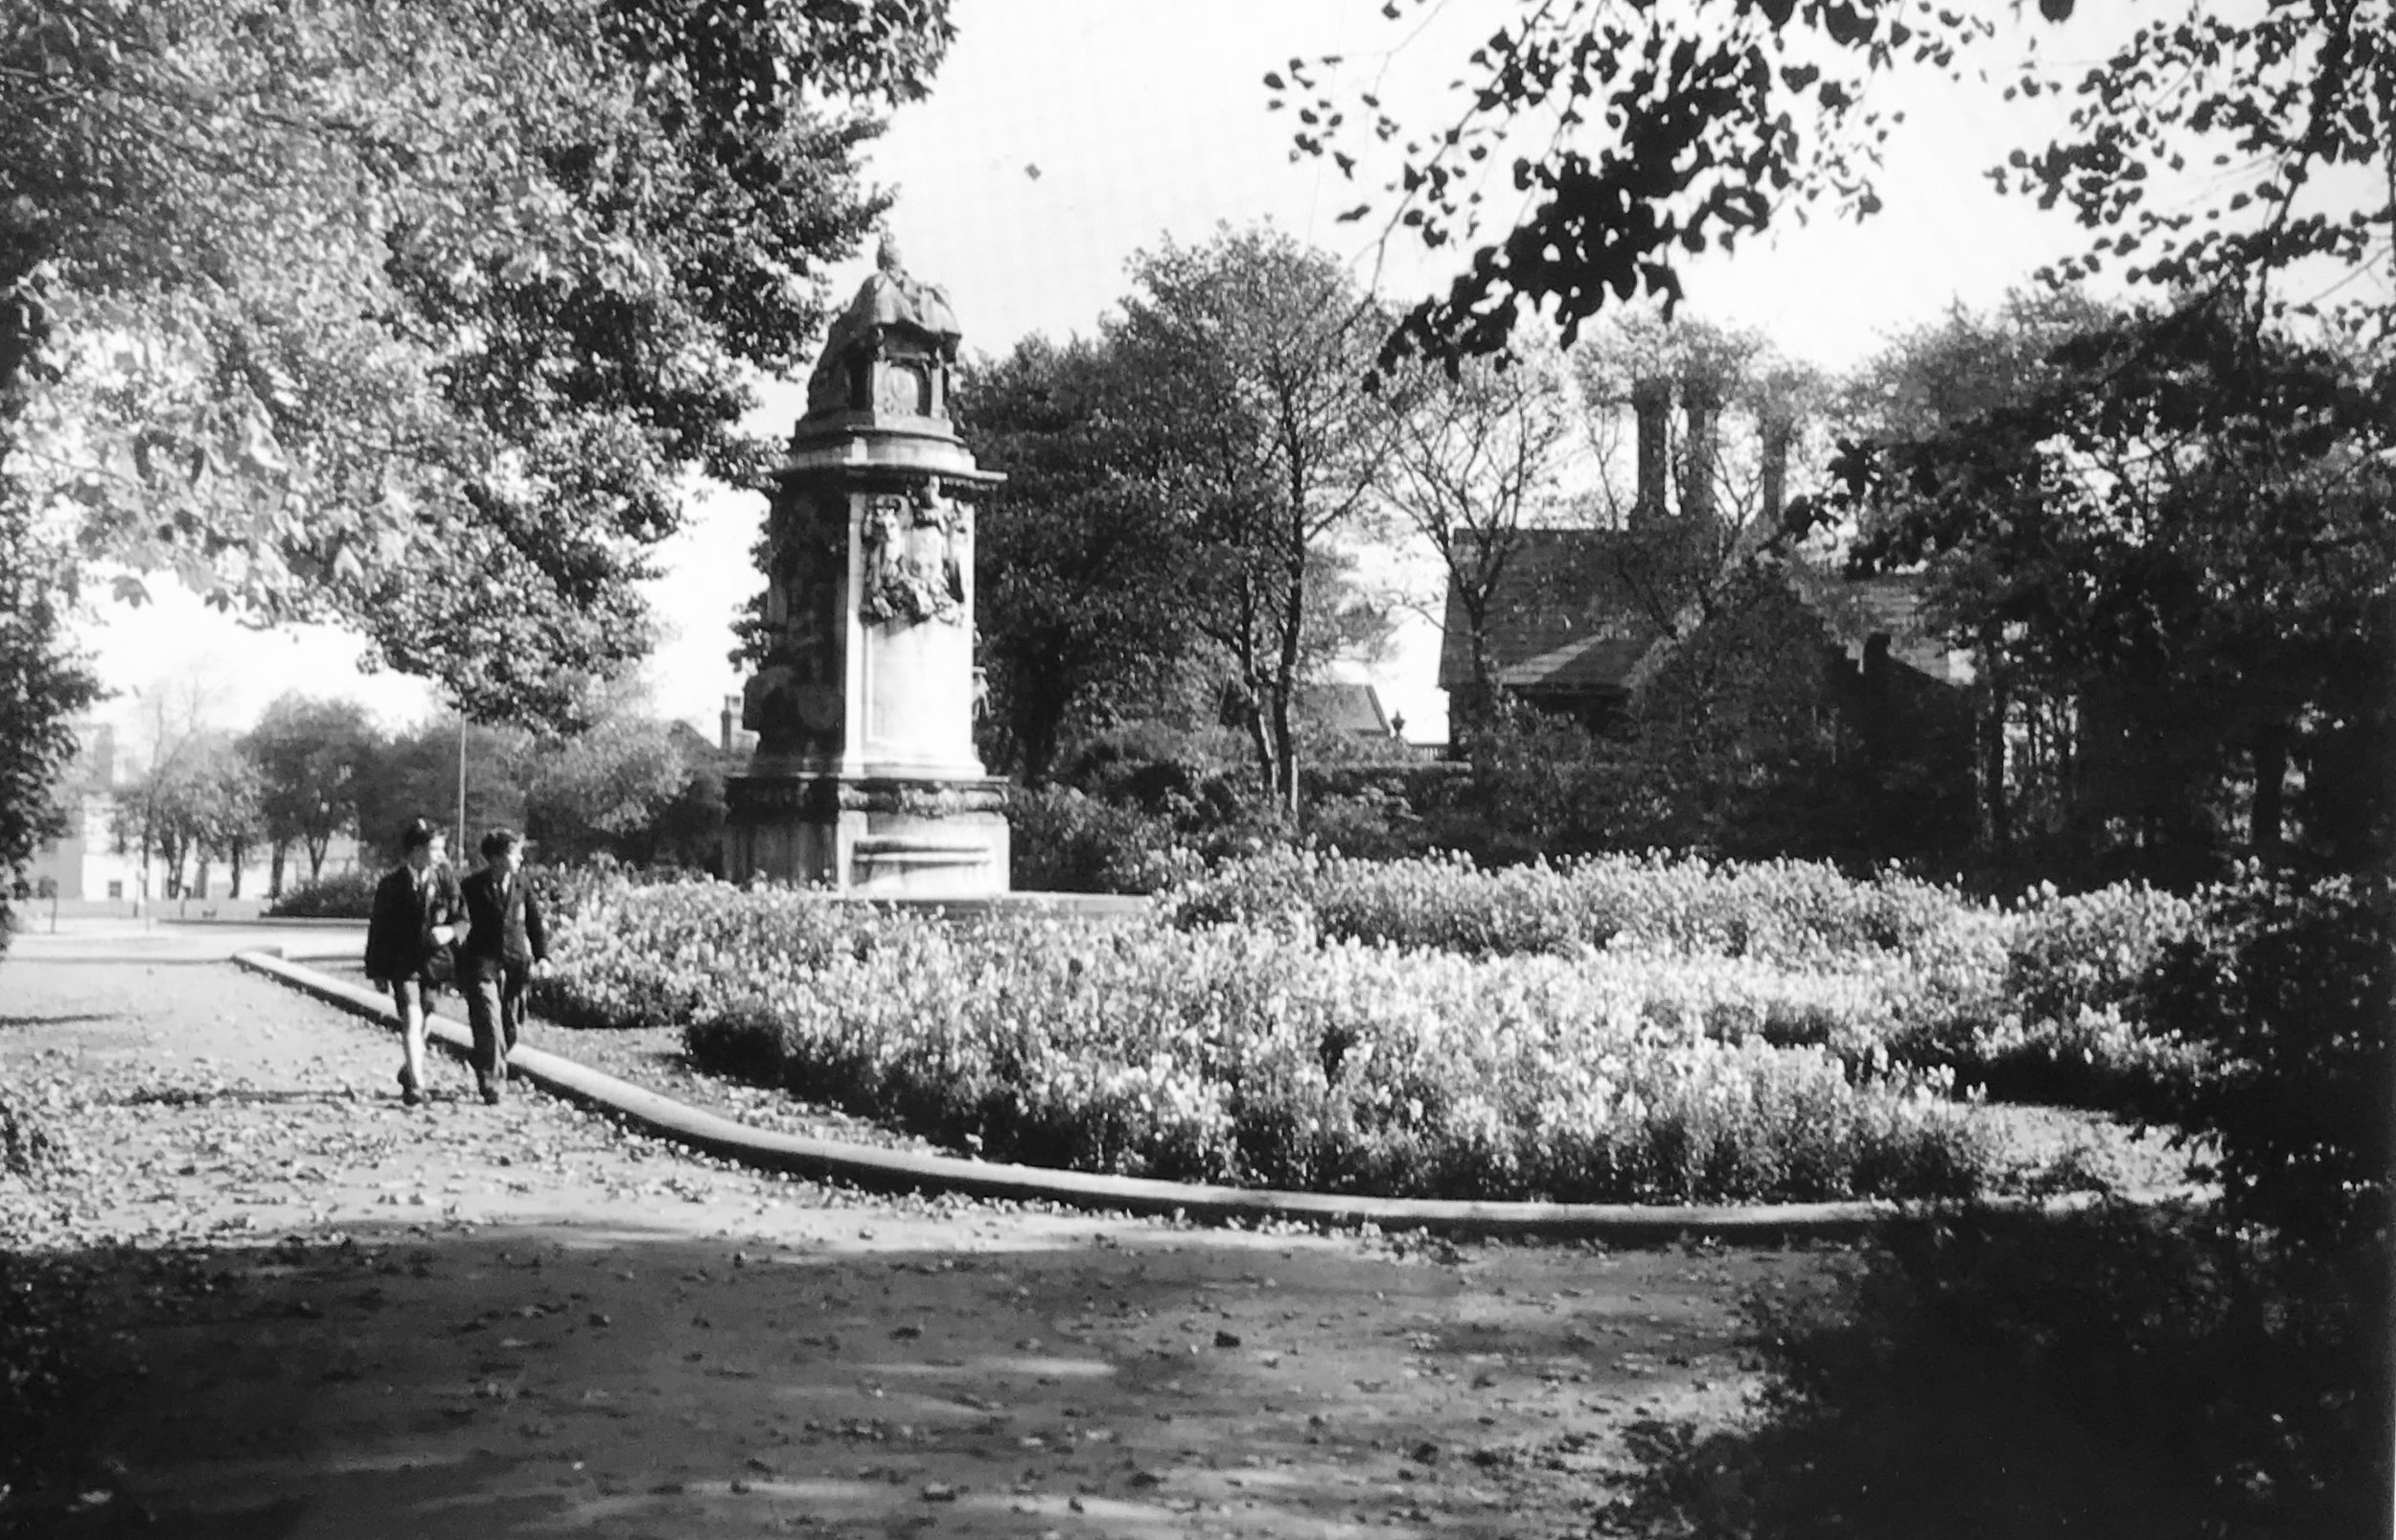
[{"left": 106, "top": 880, "right": 123, "bottom": 900}]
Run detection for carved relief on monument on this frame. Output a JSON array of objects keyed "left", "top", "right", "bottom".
[
  {"left": 743, "top": 488, "right": 849, "bottom": 755},
  {"left": 860, "top": 484, "right": 969, "bottom": 627},
  {"left": 873, "top": 357, "right": 933, "bottom": 418}
]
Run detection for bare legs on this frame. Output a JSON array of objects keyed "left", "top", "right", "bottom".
[{"left": 391, "top": 980, "right": 428, "bottom": 1104}]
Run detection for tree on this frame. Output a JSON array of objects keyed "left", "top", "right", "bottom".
[
  {"left": 956, "top": 334, "right": 1206, "bottom": 784},
  {"left": 115, "top": 729, "right": 258, "bottom": 900},
  {"left": 349, "top": 717, "right": 530, "bottom": 868},
  {"left": 1843, "top": 299, "right": 2396, "bottom": 882},
  {"left": 521, "top": 712, "right": 694, "bottom": 865},
  {"left": 0, "top": 0, "right": 956, "bottom": 938},
  {"left": 108, "top": 678, "right": 219, "bottom": 901},
  {"left": 3, "top": 1, "right": 955, "bottom": 730},
  {"left": 645, "top": 722, "right": 730, "bottom": 872},
  {"left": 0, "top": 493, "right": 102, "bottom": 945},
  {"left": 1274, "top": 2, "right": 2392, "bottom": 368},
  {"left": 186, "top": 738, "right": 265, "bottom": 898},
  {"left": 1381, "top": 340, "right": 1578, "bottom": 728},
  {"left": 1833, "top": 287, "right": 2115, "bottom": 858},
  {"left": 242, "top": 694, "right": 381, "bottom": 894},
  {"left": 1113, "top": 225, "right": 1411, "bottom": 811}
]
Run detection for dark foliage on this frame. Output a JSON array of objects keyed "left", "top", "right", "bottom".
[
  {"left": 1842, "top": 302, "right": 2396, "bottom": 887},
  {"left": 1606, "top": 1204, "right": 2392, "bottom": 1540},
  {"left": 2150, "top": 870, "right": 2395, "bottom": 1255},
  {"left": 0, "top": 486, "right": 103, "bottom": 953}
]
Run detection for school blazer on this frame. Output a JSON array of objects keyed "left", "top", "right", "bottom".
[
  {"left": 456, "top": 866, "right": 548, "bottom": 982},
  {"left": 363, "top": 863, "right": 465, "bottom": 984}
]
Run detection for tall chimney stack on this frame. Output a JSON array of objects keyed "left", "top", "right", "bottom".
[
  {"left": 1631, "top": 378, "right": 1670, "bottom": 527},
  {"left": 1760, "top": 408, "right": 1794, "bottom": 529},
  {"left": 721, "top": 694, "right": 740, "bottom": 754},
  {"left": 1683, "top": 380, "right": 1720, "bottom": 526}
]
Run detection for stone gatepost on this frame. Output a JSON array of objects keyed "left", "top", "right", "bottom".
[{"left": 723, "top": 237, "right": 1010, "bottom": 896}]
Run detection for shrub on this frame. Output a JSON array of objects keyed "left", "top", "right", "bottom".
[
  {"left": 1002, "top": 785, "right": 1197, "bottom": 894},
  {"left": 266, "top": 867, "right": 380, "bottom": 918},
  {"left": 1301, "top": 785, "right": 1431, "bottom": 861},
  {"left": 2005, "top": 880, "right": 2200, "bottom": 1026},
  {"left": 2149, "top": 868, "right": 2395, "bottom": 1253},
  {"left": 1612, "top": 1204, "right": 2391, "bottom": 1540}
]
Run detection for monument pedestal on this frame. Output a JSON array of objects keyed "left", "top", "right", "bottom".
[
  {"left": 724, "top": 773, "right": 1009, "bottom": 899},
  {"left": 721, "top": 236, "right": 1010, "bottom": 897}
]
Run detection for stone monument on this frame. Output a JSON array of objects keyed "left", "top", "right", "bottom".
[{"left": 722, "top": 235, "right": 1010, "bottom": 896}]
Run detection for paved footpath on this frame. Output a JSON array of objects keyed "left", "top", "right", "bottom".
[{"left": 1, "top": 924, "right": 1832, "bottom": 1539}]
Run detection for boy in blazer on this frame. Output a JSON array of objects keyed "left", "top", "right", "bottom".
[
  {"left": 363, "top": 816, "right": 465, "bottom": 1107},
  {"left": 457, "top": 827, "right": 549, "bottom": 1104}
]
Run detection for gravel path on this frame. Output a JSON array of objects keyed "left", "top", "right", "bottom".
[{"left": 2, "top": 931, "right": 1829, "bottom": 1539}]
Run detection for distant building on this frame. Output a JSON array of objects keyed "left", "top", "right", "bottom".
[
  {"left": 1437, "top": 531, "right": 1970, "bottom": 730},
  {"left": 1436, "top": 528, "right": 1671, "bottom": 731},
  {"left": 1299, "top": 680, "right": 1400, "bottom": 744},
  {"left": 1438, "top": 365, "right": 1971, "bottom": 737},
  {"left": 1215, "top": 678, "right": 1414, "bottom": 751},
  {"left": 19, "top": 724, "right": 144, "bottom": 905}
]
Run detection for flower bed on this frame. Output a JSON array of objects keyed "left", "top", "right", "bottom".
[
  {"left": 1162, "top": 850, "right": 2211, "bottom": 1115},
  {"left": 538, "top": 878, "right": 1995, "bottom": 1204},
  {"left": 528, "top": 849, "right": 2224, "bottom": 1201}
]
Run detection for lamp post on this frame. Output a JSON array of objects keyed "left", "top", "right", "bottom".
[{"left": 455, "top": 711, "right": 468, "bottom": 862}]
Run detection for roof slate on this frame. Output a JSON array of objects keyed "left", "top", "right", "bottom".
[
  {"left": 1436, "top": 530, "right": 1670, "bottom": 695},
  {"left": 1438, "top": 528, "right": 1957, "bottom": 694}
]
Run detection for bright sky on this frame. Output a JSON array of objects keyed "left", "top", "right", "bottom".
[{"left": 77, "top": 0, "right": 2107, "bottom": 750}]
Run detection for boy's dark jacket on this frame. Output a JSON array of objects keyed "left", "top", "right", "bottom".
[
  {"left": 456, "top": 866, "right": 548, "bottom": 982},
  {"left": 363, "top": 863, "right": 465, "bottom": 983}
]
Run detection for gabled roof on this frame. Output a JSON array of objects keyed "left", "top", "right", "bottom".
[
  {"left": 1301, "top": 680, "right": 1395, "bottom": 738},
  {"left": 1787, "top": 567, "right": 1952, "bottom": 678},
  {"left": 1439, "top": 529, "right": 1960, "bottom": 695},
  {"left": 1218, "top": 679, "right": 1398, "bottom": 737},
  {"left": 1437, "top": 530, "right": 1670, "bottom": 696}
]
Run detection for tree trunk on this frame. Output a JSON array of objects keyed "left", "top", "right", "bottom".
[
  {"left": 269, "top": 840, "right": 288, "bottom": 898},
  {"left": 1979, "top": 670, "right": 2011, "bottom": 860},
  {"left": 1458, "top": 592, "right": 1498, "bottom": 740},
  {"left": 2250, "top": 716, "right": 2288, "bottom": 857},
  {"left": 307, "top": 835, "right": 330, "bottom": 880},
  {"left": 1271, "top": 684, "right": 1300, "bottom": 816},
  {"left": 1273, "top": 498, "right": 1308, "bottom": 817},
  {"left": 1239, "top": 690, "right": 1276, "bottom": 803},
  {"left": 1021, "top": 714, "right": 1059, "bottom": 789}
]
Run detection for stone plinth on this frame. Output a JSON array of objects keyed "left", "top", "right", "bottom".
[{"left": 724, "top": 238, "right": 1009, "bottom": 897}]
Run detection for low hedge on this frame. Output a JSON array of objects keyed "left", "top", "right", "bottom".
[{"left": 265, "top": 868, "right": 380, "bottom": 919}]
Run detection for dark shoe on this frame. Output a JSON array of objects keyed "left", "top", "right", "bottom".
[
  {"left": 396, "top": 1069, "right": 424, "bottom": 1108},
  {"left": 477, "top": 1075, "right": 502, "bottom": 1106}
]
